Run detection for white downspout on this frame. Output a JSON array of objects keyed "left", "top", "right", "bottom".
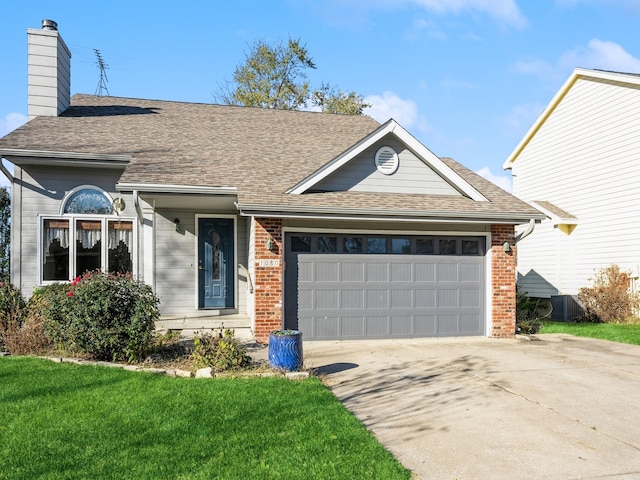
[{"left": 515, "top": 218, "right": 535, "bottom": 243}]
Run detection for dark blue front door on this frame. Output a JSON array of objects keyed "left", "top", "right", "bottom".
[{"left": 198, "top": 218, "right": 234, "bottom": 308}]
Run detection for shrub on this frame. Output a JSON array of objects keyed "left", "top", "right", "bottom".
[
  {"left": 191, "top": 328, "right": 252, "bottom": 373},
  {"left": 578, "top": 265, "right": 640, "bottom": 323},
  {"left": 42, "top": 272, "right": 160, "bottom": 362},
  {"left": 515, "top": 286, "right": 550, "bottom": 334},
  {"left": 0, "top": 282, "right": 26, "bottom": 350}
]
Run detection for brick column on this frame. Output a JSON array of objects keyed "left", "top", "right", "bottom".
[
  {"left": 491, "top": 224, "right": 517, "bottom": 338},
  {"left": 253, "top": 217, "right": 283, "bottom": 344}
]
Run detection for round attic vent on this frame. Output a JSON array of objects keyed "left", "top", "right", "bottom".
[{"left": 375, "top": 146, "right": 399, "bottom": 175}]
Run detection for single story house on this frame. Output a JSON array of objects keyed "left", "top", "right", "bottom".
[
  {"left": 0, "top": 21, "right": 542, "bottom": 342},
  {"left": 503, "top": 68, "right": 640, "bottom": 319}
]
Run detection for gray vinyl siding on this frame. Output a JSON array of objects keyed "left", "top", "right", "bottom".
[
  {"left": 315, "top": 136, "right": 461, "bottom": 195},
  {"left": 512, "top": 76, "right": 640, "bottom": 295},
  {"left": 12, "top": 164, "right": 129, "bottom": 298},
  {"left": 154, "top": 210, "right": 248, "bottom": 316}
]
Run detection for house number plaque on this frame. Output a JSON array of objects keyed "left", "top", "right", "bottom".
[{"left": 258, "top": 259, "right": 280, "bottom": 268}]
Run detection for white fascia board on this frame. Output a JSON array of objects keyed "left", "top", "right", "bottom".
[
  {"left": 288, "top": 119, "right": 488, "bottom": 202},
  {"left": 116, "top": 183, "right": 237, "bottom": 195},
  {"left": 0, "top": 149, "right": 130, "bottom": 167},
  {"left": 235, "top": 202, "right": 540, "bottom": 224},
  {"left": 503, "top": 68, "right": 640, "bottom": 170}
]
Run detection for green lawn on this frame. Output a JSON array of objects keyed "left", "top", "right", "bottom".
[
  {"left": 0, "top": 357, "right": 411, "bottom": 480},
  {"left": 541, "top": 321, "right": 640, "bottom": 345}
]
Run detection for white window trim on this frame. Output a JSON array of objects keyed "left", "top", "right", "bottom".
[
  {"left": 38, "top": 214, "right": 138, "bottom": 284},
  {"left": 59, "top": 185, "right": 115, "bottom": 215}
]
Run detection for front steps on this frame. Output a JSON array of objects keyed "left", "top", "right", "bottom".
[{"left": 155, "top": 313, "right": 253, "bottom": 341}]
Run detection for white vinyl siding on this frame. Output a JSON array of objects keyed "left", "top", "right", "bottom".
[
  {"left": 315, "top": 137, "right": 461, "bottom": 195},
  {"left": 512, "top": 76, "right": 640, "bottom": 296}
]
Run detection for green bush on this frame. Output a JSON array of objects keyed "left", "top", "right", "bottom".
[
  {"left": 515, "top": 286, "right": 550, "bottom": 334},
  {"left": 0, "top": 281, "right": 26, "bottom": 349},
  {"left": 191, "top": 328, "right": 252, "bottom": 373},
  {"left": 578, "top": 265, "right": 640, "bottom": 323},
  {"left": 41, "top": 272, "right": 160, "bottom": 362}
]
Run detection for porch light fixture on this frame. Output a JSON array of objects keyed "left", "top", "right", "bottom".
[
  {"left": 266, "top": 236, "right": 275, "bottom": 250},
  {"left": 503, "top": 241, "right": 510, "bottom": 252},
  {"left": 174, "top": 218, "right": 180, "bottom": 232}
]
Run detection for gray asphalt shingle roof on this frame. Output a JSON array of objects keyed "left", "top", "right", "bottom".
[{"left": 0, "top": 94, "right": 541, "bottom": 221}]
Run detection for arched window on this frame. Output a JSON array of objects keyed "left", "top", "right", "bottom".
[
  {"left": 63, "top": 188, "right": 113, "bottom": 214},
  {"left": 41, "top": 187, "right": 135, "bottom": 282}
]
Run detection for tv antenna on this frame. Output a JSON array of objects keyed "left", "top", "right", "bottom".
[{"left": 94, "top": 49, "right": 110, "bottom": 96}]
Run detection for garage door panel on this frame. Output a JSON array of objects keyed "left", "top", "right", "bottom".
[
  {"left": 437, "top": 314, "right": 459, "bottom": 334},
  {"left": 415, "top": 263, "right": 436, "bottom": 281},
  {"left": 437, "top": 289, "right": 459, "bottom": 308},
  {"left": 366, "top": 316, "right": 388, "bottom": 336},
  {"left": 391, "top": 289, "right": 413, "bottom": 308},
  {"left": 342, "top": 317, "right": 365, "bottom": 337},
  {"left": 315, "top": 289, "right": 339, "bottom": 309},
  {"left": 315, "top": 261, "right": 339, "bottom": 282},
  {"left": 391, "top": 316, "right": 412, "bottom": 336},
  {"left": 460, "top": 314, "right": 482, "bottom": 333},
  {"left": 415, "top": 290, "right": 437, "bottom": 308},
  {"left": 341, "top": 262, "right": 364, "bottom": 282},
  {"left": 391, "top": 263, "right": 413, "bottom": 282},
  {"left": 437, "top": 263, "right": 459, "bottom": 282},
  {"left": 341, "top": 289, "right": 364, "bottom": 309},
  {"left": 286, "top": 235, "right": 485, "bottom": 339},
  {"left": 366, "top": 262, "right": 389, "bottom": 282},
  {"left": 366, "top": 290, "right": 389, "bottom": 309},
  {"left": 460, "top": 263, "right": 482, "bottom": 282},
  {"left": 460, "top": 289, "right": 481, "bottom": 308},
  {"left": 415, "top": 315, "right": 437, "bottom": 335}
]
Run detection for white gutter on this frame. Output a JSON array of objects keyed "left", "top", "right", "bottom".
[
  {"left": 236, "top": 202, "right": 544, "bottom": 224},
  {"left": 117, "top": 183, "right": 237, "bottom": 195},
  {"left": 0, "top": 148, "right": 130, "bottom": 166}
]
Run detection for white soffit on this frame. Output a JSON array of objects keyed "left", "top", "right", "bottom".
[{"left": 287, "top": 119, "right": 488, "bottom": 202}]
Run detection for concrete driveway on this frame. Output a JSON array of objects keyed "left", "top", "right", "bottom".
[{"left": 303, "top": 335, "right": 640, "bottom": 480}]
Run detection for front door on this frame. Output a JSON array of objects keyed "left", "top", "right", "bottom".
[{"left": 198, "top": 218, "right": 234, "bottom": 308}]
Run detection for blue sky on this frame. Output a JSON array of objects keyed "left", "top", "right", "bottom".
[{"left": 2, "top": 0, "right": 640, "bottom": 190}]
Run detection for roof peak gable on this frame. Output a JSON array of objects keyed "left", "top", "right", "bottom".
[{"left": 287, "top": 119, "right": 488, "bottom": 202}]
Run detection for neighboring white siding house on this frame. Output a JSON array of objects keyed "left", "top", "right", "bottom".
[{"left": 504, "top": 68, "right": 640, "bottom": 299}]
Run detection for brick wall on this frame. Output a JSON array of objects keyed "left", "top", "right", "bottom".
[
  {"left": 491, "top": 224, "right": 517, "bottom": 338},
  {"left": 252, "top": 217, "right": 283, "bottom": 343}
]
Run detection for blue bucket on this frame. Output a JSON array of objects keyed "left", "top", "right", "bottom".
[{"left": 268, "top": 330, "right": 303, "bottom": 372}]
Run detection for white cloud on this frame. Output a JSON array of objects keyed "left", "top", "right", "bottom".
[
  {"left": 559, "top": 39, "right": 640, "bottom": 72},
  {"left": 364, "top": 91, "right": 430, "bottom": 133},
  {"left": 0, "top": 112, "right": 27, "bottom": 138},
  {"left": 405, "top": 0, "right": 527, "bottom": 28},
  {"left": 476, "top": 166, "right": 512, "bottom": 192},
  {"left": 304, "top": 0, "right": 527, "bottom": 28}
]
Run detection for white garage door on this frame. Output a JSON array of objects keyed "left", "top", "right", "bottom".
[{"left": 284, "top": 233, "right": 485, "bottom": 340}]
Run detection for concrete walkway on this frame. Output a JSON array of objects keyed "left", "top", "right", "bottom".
[{"left": 302, "top": 335, "right": 640, "bottom": 480}]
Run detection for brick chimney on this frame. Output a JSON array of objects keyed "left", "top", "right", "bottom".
[{"left": 27, "top": 19, "right": 71, "bottom": 120}]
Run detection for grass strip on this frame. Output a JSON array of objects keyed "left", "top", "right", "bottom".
[
  {"left": 0, "top": 357, "right": 411, "bottom": 480},
  {"left": 541, "top": 321, "right": 640, "bottom": 345}
]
